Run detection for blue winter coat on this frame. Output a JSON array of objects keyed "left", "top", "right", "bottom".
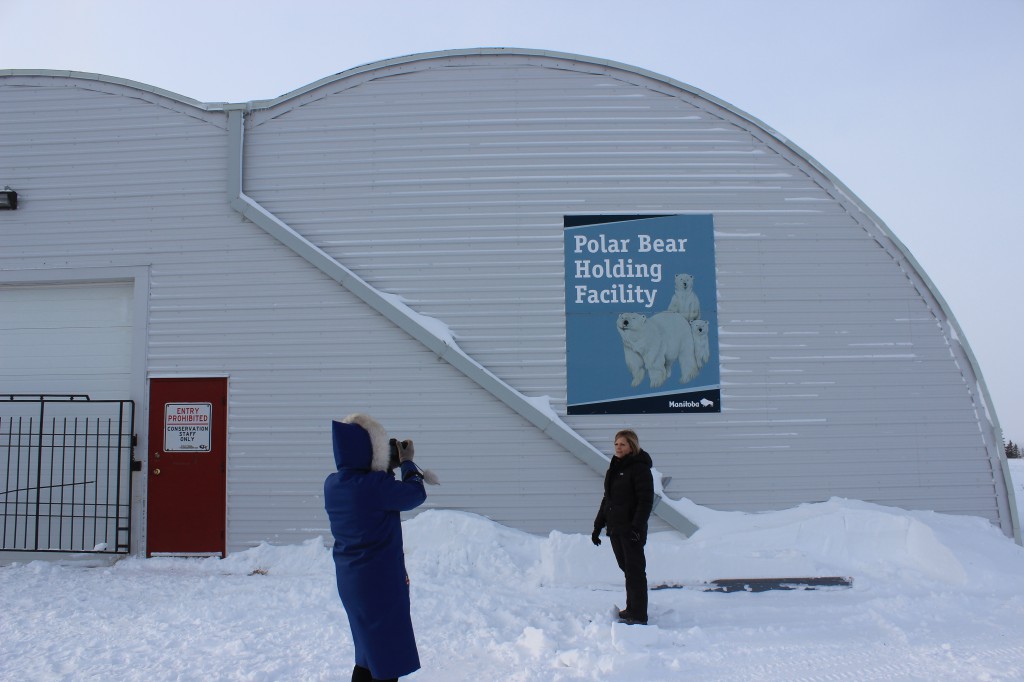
[{"left": 324, "top": 416, "right": 426, "bottom": 680}]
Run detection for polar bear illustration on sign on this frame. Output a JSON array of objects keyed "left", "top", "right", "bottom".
[
  {"left": 616, "top": 312, "right": 700, "bottom": 388},
  {"left": 667, "top": 273, "right": 700, "bottom": 321},
  {"left": 690, "top": 318, "right": 710, "bottom": 368}
]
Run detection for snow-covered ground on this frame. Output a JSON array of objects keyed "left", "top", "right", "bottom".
[{"left": 3, "top": 463, "right": 1024, "bottom": 681}]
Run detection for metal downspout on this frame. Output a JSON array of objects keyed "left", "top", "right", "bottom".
[{"left": 224, "top": 107, "right": 698, "bottom": 537}]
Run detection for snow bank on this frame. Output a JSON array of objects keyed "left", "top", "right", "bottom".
[{"left": 3, "top": 488, "right": 1024, "bottom": 681}]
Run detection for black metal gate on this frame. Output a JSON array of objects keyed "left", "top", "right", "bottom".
[{"left": 1, "top": 395, "right": 136, "bottom": 554}]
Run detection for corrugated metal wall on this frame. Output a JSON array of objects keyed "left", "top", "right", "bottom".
[
  {"left": 243, "top": 53, "right": 1009, "bottom": 532},
  {"left": 0, "top": 71, "right": 604, "bottom": 548},
  {"left": 1, "top": 51, "right": 1012, "bottom": 551}
]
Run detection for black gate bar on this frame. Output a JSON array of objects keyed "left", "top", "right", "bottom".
[{"left": 1, "top": 395, "right": 136, "bottom": 554}]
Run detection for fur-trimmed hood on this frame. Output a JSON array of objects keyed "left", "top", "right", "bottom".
[{"left": 332, "top": 413, "right": 392, "bottom": 472}]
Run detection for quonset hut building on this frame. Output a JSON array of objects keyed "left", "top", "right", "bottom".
[{"left": 1, "top": 49, "right": 1017, "bottom": 558}]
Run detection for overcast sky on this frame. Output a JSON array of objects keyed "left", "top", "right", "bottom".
[{"left": 4, "top": 0, "right": 1022, "bottom": 440}]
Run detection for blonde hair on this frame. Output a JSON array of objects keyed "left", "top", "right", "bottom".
[{"left": 614, "top": 429, "right": 639, "bottom": 457}]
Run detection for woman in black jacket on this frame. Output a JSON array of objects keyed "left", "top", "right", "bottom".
[{"left": 592, "top": 429, "right": 655, "bottom": 625}]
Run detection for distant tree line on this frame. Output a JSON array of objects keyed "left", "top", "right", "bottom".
[{"left": 1007, "top": 441, "right": 1021, "bottom": 459}]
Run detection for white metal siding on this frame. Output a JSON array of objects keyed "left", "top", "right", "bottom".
[
  {"left": 0, "top": 74, "right": 603, "bottom": 549},
  {"left": 0, "top": 51, "right": 1012, "bottom": 550},
  {"left": 243, "top": 55, "right": 1008, "bottom": 530}
]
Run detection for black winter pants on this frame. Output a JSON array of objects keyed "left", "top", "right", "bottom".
[{"left": 610, "top": 533, "right": 648, "bottom": 620}]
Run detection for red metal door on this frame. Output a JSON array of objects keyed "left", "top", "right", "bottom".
[{"left": 146, "top": 377, "right": 227, "bottom": 557}]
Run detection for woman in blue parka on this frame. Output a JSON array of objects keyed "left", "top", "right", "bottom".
[{"left": 324, "top": 413, "right": 430, "bottom": 682}]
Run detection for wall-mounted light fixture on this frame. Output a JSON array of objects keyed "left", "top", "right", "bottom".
[{"left": 0, "top": 187, "right": 17, "bottom": 210}]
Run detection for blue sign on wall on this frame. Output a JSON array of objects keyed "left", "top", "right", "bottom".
[{"left": 564, "top": 215, "right": 720, "bottom": 414}]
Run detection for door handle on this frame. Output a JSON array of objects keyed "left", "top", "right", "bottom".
[{"left": 153, "top": 468, "right": 161, "bottom": 476}]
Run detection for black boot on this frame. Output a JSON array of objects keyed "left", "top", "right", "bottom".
[{"left": 353, "top": 667, "right": 397, "bottom": 682}]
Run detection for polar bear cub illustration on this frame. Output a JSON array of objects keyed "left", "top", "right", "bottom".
[
  {"left": 667, "top": 273, "right": 700, "bottom": 321},
  {"left": 690, "top": 319, "right": 710, "bottom": 369},
  {"left": 617, "top": 311, "right": 700, "bottom": 388}
]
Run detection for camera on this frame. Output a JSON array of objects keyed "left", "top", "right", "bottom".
[{"left": 388, "top": 438, "right": 401, "bottom": 471}]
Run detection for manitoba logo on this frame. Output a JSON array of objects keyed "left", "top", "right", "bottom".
[{"left": 668, "top": 398, "right": 715, "bottom": 409}]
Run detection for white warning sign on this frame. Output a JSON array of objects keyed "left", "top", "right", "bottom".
[{"left": 164, "top": 402, "right": 212, "bottom": 452}]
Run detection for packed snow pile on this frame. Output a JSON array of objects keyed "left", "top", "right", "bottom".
[{"left": 3, "top": 475, "right": 1024, "bottom": 680}]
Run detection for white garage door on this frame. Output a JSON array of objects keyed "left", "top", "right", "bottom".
[{"left": 0, "top": 282, "right": 133, "bottom": 399}]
